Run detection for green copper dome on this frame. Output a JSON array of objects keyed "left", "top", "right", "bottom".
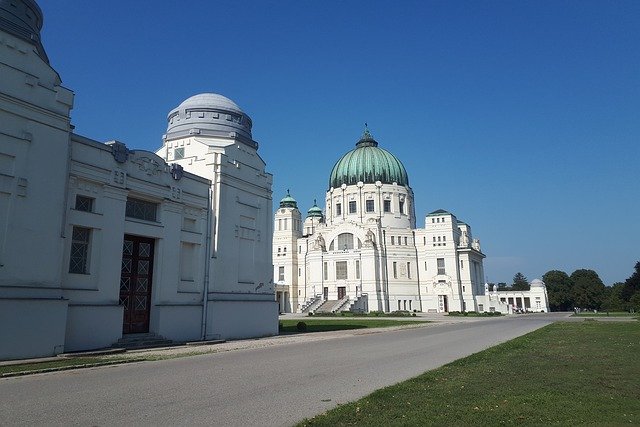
[
  {"left": 279, "top": 190, "right": 297, "bottom": 209},
  {"left": 307, "top": 200, "right": 323, "bottom": 218},
  {"left": 329, "top": 128, "right": 409, "bottom": 189}
]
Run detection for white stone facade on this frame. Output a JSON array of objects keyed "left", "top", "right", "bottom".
[
  {"left": 273, "top": 134, "right": 549, "bottom": 315},
  {"left": 0, "top": 1, "right": 276, "bottom": 360}
]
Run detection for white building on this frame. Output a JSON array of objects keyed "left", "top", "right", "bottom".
[
  {"left": 273, "top": 129, "right": 549, "bottom": 314},
  {"left": 0, "top": 0, "right": 276, "bottom": 360}
]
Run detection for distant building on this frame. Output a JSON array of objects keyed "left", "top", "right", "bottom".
[
  {"left": 0, "top": 0, "right": 276, "bottom": 360},
  {"left": 273, "top": 129, "right": 549, "bottom": 314}
]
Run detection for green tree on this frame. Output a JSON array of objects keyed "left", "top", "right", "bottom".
[
  {"left": 512, "top": 272, "right": 529, "bottom": 291},
  {"left": 630, "top": 292, "right": 640, "bottom": 312},
  {"left": 601, "top": 282, "right": 626, "bottom": 312},
  {"left": 542, "top": 270, "right": 573, "bottom": 311},
  {"left": 621, "top": 261, "right": 640, "bottom": 302},
  {"left": 570, "top": 269, "right": 606, "bottom": 310}
]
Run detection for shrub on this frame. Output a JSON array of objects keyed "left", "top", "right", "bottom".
[
  {"left": 296, "top": 321, "right": 308, "bottom": 332},
  {"left": 308, "top": 312, "right": 314, "bottom": 316}
]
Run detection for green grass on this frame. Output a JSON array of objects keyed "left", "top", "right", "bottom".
[
  {"left": 279, "top": 319, "right": 425, "bottom": 333},
  {"left": 299, "top": 321, "right": 640, "bottom": 426},
  {"left": 572, "top": 311, "right": 637, "bottom": 317},
  {"left": 0, "top": 357, "right": 133, "bottom": 376}
]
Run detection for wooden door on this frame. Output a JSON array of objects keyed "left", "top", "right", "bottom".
[
  {"left": 337, "top": 286, "right": 346, "bottom": 299},
  {"left": 323, "top": 287, "right": 329, "bottom": 300},
  {"left": 120, "top": 235, "right": 154, "bottom": 334}
]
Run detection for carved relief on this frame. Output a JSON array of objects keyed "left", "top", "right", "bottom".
[
  {"left": 132, "top": 156, "right": 163, "bottom": 176},
  {"left": 112, "top": 169, "right": 126, "bottom": 187}
]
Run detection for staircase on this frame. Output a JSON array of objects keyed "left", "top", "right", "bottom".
[
  {"left": 301, "top": 295, "right": 323, "bottom": 313},
  {"left": 112, "top": 333, "right": 175, "bottom": 350},
  {"left": 314, "top": 299, "right": 338, "bottom": 313}
]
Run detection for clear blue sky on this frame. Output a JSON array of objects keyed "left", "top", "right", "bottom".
[{"left": 39, "top": 1, "right": 639, "bottom": 285}]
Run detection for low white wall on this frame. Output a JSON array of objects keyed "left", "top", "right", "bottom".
[
  {"left": 0, "top": 299, "right": 68, "bottom": 360},
  {"left": 64, "top": 305, "right": 123, "bottom": 352},
  {"left": 154, "top": 305, "right": 202, "bottom": 342},
  {"left": 207, "top": 300, "right": 278, "bottom": 340}
]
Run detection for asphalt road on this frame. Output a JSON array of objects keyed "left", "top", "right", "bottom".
[{"left": 0, "top": 314, "right": 564, "bottom": 426}]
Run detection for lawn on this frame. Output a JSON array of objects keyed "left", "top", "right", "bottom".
[
  {"left": 572, "top": 311, "right": 636, "bottom": 317},
  {"left": 0, "top": 357, "right": 135, "bottom": 376},
  {"left": 279, "top": 319, "right": 426, "bottom": 333},
  {"left": 299, "top": 321, "right": 640, "bottom": 426}
]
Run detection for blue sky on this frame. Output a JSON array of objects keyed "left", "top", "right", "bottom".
[{"left": 39, "top": 1, "right": 639, "bottom": 285}]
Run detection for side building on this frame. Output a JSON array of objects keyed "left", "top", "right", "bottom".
[
  {"left": 0, "top": 0, "right": 276, "bottom": 360},
  {"left": 273, "top": 129, "right": 549, "bottom": 314}
]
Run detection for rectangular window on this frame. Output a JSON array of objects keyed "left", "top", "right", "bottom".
[
  {"left": 336, "top": 203, "right": 342, "bottom": 216},
  {"left": 383, "top": 200, "right": 391, "bottom": 213},
  {"left": 323, "top": 262, "right": 328, "bottom": 280},
  {"left": 298, "top": 267, "right": 301, "bottom": 277},
  {"left": 437, "top": 258, "right": 445, "bottom": 275},
  {"left": 174, "top": 147, "right": 185, "bottom": 160},
  {"left": 126, "top": 197, "right": 157, "bottom": 222},
  {"left": 398, "top": 300, "right": 401, "bottom": 310},
  {"left": 399, "top": 200, "right": 404, "bottom": 214},
  {"left": 409, "top": 300, "right": 412, "bottom": 311},
  {"left": 348, "top": 200, "right": 357, "bottom": 214},
  {"left": 69, "top": 226, "right": 91, "bottom": 274},
  {"left": 75, "top": 195, "right": 94, "bottom": 212},
  {"left": 355, "top": 260, "right": 360, "bottom": 279},
  {"left": 423, "top": 236, "right": 426, "bottom": 245},
  {"left": 336, "top": 261, "right": 348, "bottom": 280},
  {"left": 478, "top": 304, "right": 484, "bottom": 312},
  {"left": 278, "top": 266, "right": 285, "bottom": 281},
  {"left": 407, "top": 262, "right": 411, "bottom": 279},
  {"left": 460, "top": 260, "right": 464, "bottom": 269},
  {"left": 393, "top": 261, "right": 397, "bottom": 279},
  {"left": 404, "top": 236, "right": 408, "bottom": 245},
  {"left": 391, "top": 236, "right": 395, "bottom": 245},
  {"left": 424, "top": 261, "right": 427, "bottom": 271},
  {"left": 365, "top": 199, "right": 374, "bottom": 212}
]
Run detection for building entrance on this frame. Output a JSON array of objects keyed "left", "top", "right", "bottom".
[
  {"left": 438, "top": 295, "right": 449, "bottom": 313},
  {"left": 337, "top": 286, "right": 346, "bottom": 299},
  {"left": 119, "top": 235, "right": 154, "bottom": 334}
]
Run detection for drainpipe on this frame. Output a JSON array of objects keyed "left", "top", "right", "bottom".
[
  {"left": 200, "top": 186, "right": 213, "bottom": 340},
  {"left": 382, "top": 229, "right": 389, "bottom": 312},
  {"left": 412, "top": 230, "right": 423, "bottom": 312}
]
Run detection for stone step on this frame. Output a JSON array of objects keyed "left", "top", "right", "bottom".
[{"left": 113, "top": 333, "right": 175, "bottom": 349}]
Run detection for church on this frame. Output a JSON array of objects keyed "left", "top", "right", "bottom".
[
  {"left": 0, "top": 0, "right": 276, "bottom": 360},
  {"left": 273, "top": 129, "right": 549, "bottom": 314}
]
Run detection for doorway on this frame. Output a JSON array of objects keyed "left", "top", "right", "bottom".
[
  {"left": 337, "top": 286, "right": 346, "bottom": 299},
  {"left": 438, "top": 295, "right": 449, "bottom": 313},
  {"left": 323, "top": 287, "right": 329, "bottom": 300},
  {"left": 119, "top": 235, "right": 154, "bottom": 334}
]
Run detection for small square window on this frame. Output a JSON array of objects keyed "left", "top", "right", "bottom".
[
  {"left": 174, "top": 147, "right": 185, "bottom": 160},
  {"left": 75, "top": 195, "right": 94, "bottom": 212},
  {"left": 348, "top": 201, "right": 357, "bottom": 214}
]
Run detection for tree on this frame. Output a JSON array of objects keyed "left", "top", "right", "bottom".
[
  {"left": 512, "top": 272, "right": 530, "bottom": 291},
  {"left": 621, "top": 261, "right": 640, "bottom": 302},
  {"left": 601, "top": 282, "right": 626, "bottom": 312},
  {"left": 543, "top": 270, "right": 573, "bottom": 311},
  {"left": 570, "top": 269, "right": 606, "bottom": 310}
]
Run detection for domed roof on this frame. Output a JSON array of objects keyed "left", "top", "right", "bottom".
[
  {"left": 177, "top": 93, "right": 243, "bottom": 114},
  {"left": 166, "top": 93, "right": 253, "bottom": 142},
  {"left": 279, "top": 190, "right": 297, "bottom": 209},
  {"left": 329, "top": 128, "right": 409, "bottom": 189},
  {"left": 307, "top": 200, "right": 323, "bottom": 218},
  {"left": 530, "top": 279, "right": 545, "bottom": 288},
  {"left": 0, "top": 0, "right": 48, "bottom": 63}
]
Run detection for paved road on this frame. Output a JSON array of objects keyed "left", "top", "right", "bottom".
[{"left": 0, "top": 313, "right": 565, "bottom": 426}]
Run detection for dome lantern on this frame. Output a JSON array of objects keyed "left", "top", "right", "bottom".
[{"left": 279, "top": 189, "right": 297, "bottom": 209}]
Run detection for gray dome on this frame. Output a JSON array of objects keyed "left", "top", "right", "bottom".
[
  {"left": 166, "top": 93, "right": 253, "bottom": 142},
  {"left": 530, "top": 279, "right": 545, "bottom": 288},
  {"left": 0, "top": 0, "right": 48, "bottom": 63}
]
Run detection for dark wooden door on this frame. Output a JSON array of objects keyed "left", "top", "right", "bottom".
[
  {"left": 337, "top": 286, "right": 346, "bottom": 299},
  {"left": 119, "top": 235, "right": 154, "bottom": 334},
  {"left": 323, "top": 287, "right": 329, "bottom": 300}
]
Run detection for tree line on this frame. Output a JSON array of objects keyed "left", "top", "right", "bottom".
[
  {"left": 489, "top": 261, "right": 640, "bottom": 312},
  {"left": 543, "top": 262, "right": 640, "bottom": 312},
  {"left": 487, "top": 262, "right": 640, "bottom": 312}
]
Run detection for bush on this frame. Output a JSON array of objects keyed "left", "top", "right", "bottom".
[
  {"left": 308, "top": 312, "right": 314, "bottom": 316},
  {"left": 296, "top": 321, "right": 307, "bottom": 332},
  {"left": 278, "top": 321, "right": 283, "bottom": 331}
]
